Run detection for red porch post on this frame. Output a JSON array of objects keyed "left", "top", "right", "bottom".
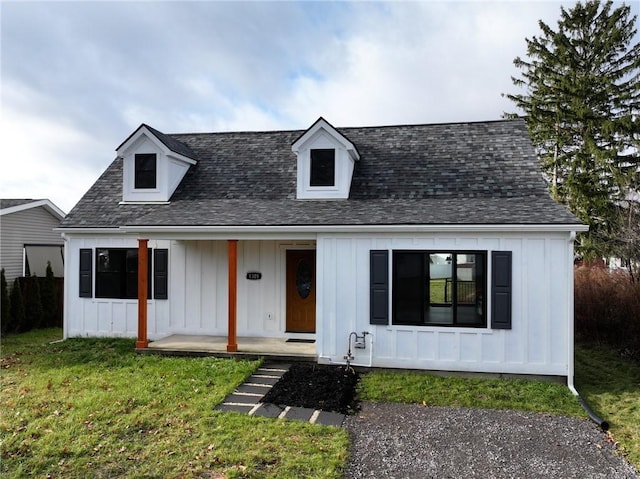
[
  {"left": 227, "top": 239, "right": 238, "bottom": 352},
  {"left": 136, "top": 238, "right": 149, "bottom": 349}
]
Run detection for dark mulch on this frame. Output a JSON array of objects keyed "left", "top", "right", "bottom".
[{"left": 260, "top": 363, "right": 360, "bottom": 415}]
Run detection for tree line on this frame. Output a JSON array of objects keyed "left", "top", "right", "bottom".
[{"left": 504, "top": 0, "right": 639, "bottom": 279}]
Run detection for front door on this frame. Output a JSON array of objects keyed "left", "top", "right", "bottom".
[{"left": 286, "top": 250, "right": 316, "bottom": 333}]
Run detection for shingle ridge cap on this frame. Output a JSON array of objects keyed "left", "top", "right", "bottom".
[
  {"left": 341, "top": 117, "right": 524, "bottom": 130},
  {"left": 169, "top": 127, "right": 305, "bottom": 137},
  {"left": 167, "top": 118, "right": 524, "bottom": 137}
]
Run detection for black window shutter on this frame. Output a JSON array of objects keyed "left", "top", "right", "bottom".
[
  {"left": 491, "top": 251, "right": 512, "bottom": 329},
  {"left": 79, "top": 249, "right": 92, "bottom": 298},
  {"left": 154, "top": 249, "right": 168, "bottom": 300},
  {"left": 370, "top": 250, "right": 389, "bottom": 325}
]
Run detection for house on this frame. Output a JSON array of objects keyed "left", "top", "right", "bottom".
[
  {"left": 59, "top": 118, "right": 588, "bottom": 380},
  {"left": 1, "top": 199, "right": 66, "bottom": 283}
]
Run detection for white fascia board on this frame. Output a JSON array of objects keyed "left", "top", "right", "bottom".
[
  {"left": 55, "top": 228, "right": 129, "bottom": 236},
  {"left": 167, "top": 152, "right": 197, "bottom": 166},
  {"left": 118, "top": 223, "right": 589, "bottom": 239},
  {"left": 116, "top": 125, "right": 160, "bottom": 155},
  {"left": 117, "top": 126, "right": 196, "bottom": 166},
  {"left": 292, "top": 118, "right": 359, "bottom": 160},
  {"left": 1, "top": 199, "right": 66, "bottom": 220}
]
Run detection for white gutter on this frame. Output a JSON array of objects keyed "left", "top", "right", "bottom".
[
  {"left": 54, "top": 228, "right": 126, "bottom": 235},
  {"left": 120, "top": 224, "right": 590, "bottom": 234},
  {"left": 57, "top": 223, "right": 589, "bottom": 240},
  {"left": 118, "top": 223, "right": 589, "bottom": 235}
]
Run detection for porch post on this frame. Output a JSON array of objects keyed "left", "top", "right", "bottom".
[
  {"left": 136, "top": 238, "right": 149, "bottom": 349},
  {"left": 227, "top": 239, "right": 238, "bottom": 352}
]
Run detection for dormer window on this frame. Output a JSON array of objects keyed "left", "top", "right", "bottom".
[
  {"left": 117, "top": 124, "right": 197, "bottom": 203},
  {"left": 134, "top": 154, "right": 157, "bottom": 189},
  {"left": 292, "top": 118, "right": 360, "bottom": 200},
  {"left": 310, "top": 149, "right": 335, "bottom": 187}
]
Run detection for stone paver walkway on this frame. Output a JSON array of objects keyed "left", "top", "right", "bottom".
[{"left": 215, "top": 362, "right": 346, "bottom": 427}]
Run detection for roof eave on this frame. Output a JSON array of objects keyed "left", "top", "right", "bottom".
[
  {"left": 57, "top": 223, "right": 589, "bottom": 239},
  {"left": 1, "top": 199, "right": 66, "bottom": 220}
]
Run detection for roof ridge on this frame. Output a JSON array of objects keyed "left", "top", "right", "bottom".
[{"left": 168, "top": 118, "right": 523, "bottom": 137}]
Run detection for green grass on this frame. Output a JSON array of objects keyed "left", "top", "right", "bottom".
[
  {"left": 0, "top": 329, "right": 348, "bottom": 478},
  {"left": 429, "top": 278, "right": 447, "bottom": 304},
  {"left": 359, "top": 369, "right": 585, "bottom": 417},
  {"left": 575, "top": 345, "right": 640, "bottom": 469}
]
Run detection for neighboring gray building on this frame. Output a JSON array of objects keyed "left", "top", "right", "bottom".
[{"left": 0, "top": 199, "right": 66, "bottom": 282}]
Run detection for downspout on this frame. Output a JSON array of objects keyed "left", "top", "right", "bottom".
[
  {"left": 61, "top": 233, "right": 70, "bottom": 340},
  {"left": 567, "top": 231, "right": 609, "bottom": 431}
]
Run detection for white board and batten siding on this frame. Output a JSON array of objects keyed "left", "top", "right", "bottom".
[
  {"left": 65, "top": 232, "right": 574, "bottom": 377},
  {"left": 315, "top": 232, "right": 574, "bottom": 377},
  {"left": 65, "top": 236, "right": 170, "bottom": 339}
]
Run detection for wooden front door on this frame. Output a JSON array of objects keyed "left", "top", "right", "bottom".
[{"left": 286, "top": 250, "right": 316, "bottom": 333}]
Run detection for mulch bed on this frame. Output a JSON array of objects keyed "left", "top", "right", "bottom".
[{"left": 260, "top": 363, "right": 360, "bottom": 415}]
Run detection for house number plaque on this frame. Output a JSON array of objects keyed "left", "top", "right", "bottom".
[{"left": 246, "top": 272, "right": 262, "bottom": 280}]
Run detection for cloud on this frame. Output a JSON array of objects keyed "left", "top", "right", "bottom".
[
  {"left": 1, "top": 84, "right": 112, "bottom": 213},
  {"left": 279, "top": 1, "right": 573, "bottom": 127},
  {"left": 1, "top": 1, "right": 637, "bottom": 213}
]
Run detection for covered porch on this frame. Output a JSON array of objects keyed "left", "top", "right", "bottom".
[
  {"left": 133, "top": 237, "right": 319, "bottom": 360},
  {"left": 140, "top": 334, "right": 316, "bottom": 360}
]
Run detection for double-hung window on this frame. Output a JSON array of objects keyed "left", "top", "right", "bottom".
[
  {"left": 310, "top": 149, "right": 335, "bottom": 187},
  {"left": 392, "top": 251, "right": 486, "bottom": 327},
  {"left": 134, "top": 153, "right": 157, "bottom": 189}
]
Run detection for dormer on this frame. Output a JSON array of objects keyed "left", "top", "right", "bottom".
[
  {"left": 116, "top": 124, "right": 197, "bottom": 203},
  {"left": 292, "top": 117, "right": 360, "bottom": 199}
]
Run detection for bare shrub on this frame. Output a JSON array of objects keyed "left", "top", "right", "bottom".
[{"left": 575, "top": 266, "right": 640, "bottom": 360}]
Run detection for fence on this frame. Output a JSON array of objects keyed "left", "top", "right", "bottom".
[{"left": 444, "top": 279, "right": 477, "bottom": 304}]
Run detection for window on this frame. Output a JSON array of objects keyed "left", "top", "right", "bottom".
[
  {"left": 134, "top": 153, "right": 157, "bottom": 189},
  {"left": 95, "top": 248, "right": 151, "bottom": 299},
  {"left": 392, "top": 251, "right": 486, "bottom": 327},
  {"left": 310, "top": 149, "right": 335, "bottom": 187}
]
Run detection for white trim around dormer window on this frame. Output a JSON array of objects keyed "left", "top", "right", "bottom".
[{"left": 292, "top": 118, "right": 359, "bottom": 200}]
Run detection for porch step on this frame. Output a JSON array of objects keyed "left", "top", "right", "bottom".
[{"left": 214, "top": 362, "right": 346, "bottom": 427}]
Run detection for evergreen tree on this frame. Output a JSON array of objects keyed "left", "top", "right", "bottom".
[
  {"left": 25, "top": 275, "right": 44, "bottom": 331},
  {"left": 504, "top": 0, "right": 640, "bottom": 258},
  {"left": 1, "top": 269, "right": 10, "bottom": 335},
  {"left": 40, "top": 262, "right": 58, "bottom": 327},
  {"left": 9, "top": 278, "right": 25, "bottom": 334}
]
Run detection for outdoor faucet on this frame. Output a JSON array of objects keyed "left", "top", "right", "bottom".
[{"left": 344, "top": 331, "right": 369, "bottom": 367}]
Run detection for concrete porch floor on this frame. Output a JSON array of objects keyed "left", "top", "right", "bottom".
[{"left": 141, "top": 334, "right": 316, "bottom": 361}]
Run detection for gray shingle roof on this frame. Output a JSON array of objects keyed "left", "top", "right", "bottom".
[
  {"left": 1, "top": 199, "right": 42, "bottom": 209},
  {"left": 143, "top": 124, "right": 197, "bottom": 160},
  {"left": 61, "top": 119, "right": 582, "bottom": 229}
]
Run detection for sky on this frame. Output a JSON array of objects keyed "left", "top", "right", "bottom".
[{"left": 2, "top": 0, "right": 639, "bottom": 214}]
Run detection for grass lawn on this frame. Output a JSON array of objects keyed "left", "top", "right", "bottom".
[
  {"left": 0, "top": 329, "right": 348, "bottom": 479},
  {"left": 2, "top": 329, "right": 638, "bottom": 477},
  {"left": 575, "top": 345, "right": 640, "bottom": 469},
  {"left": 359, "top": 367, "right": 585, "bottom": 416}
]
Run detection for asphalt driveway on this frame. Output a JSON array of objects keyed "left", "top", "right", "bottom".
[{"left": 344, "top": 402, "right": 639, "bottom": 479}]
